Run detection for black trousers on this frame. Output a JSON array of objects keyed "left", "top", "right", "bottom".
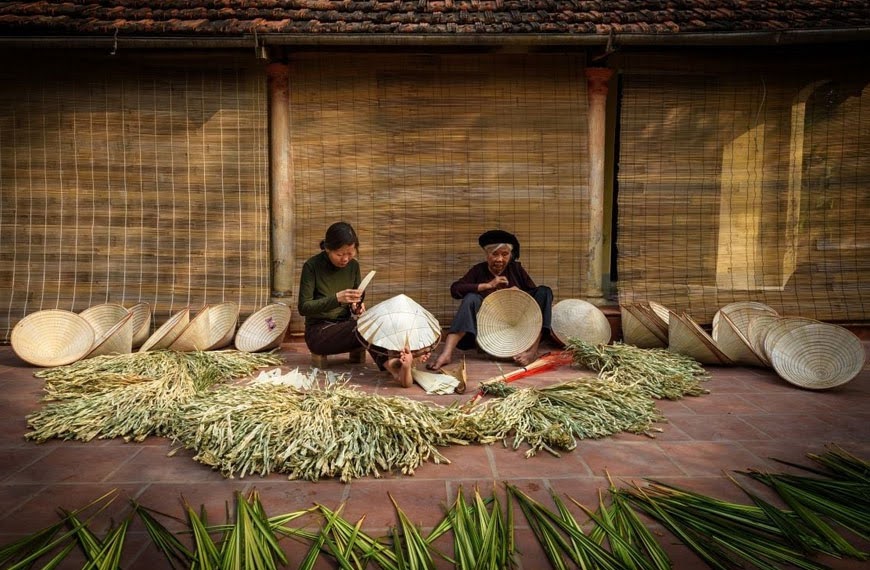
[
  {"left": 450, "top": 286, "right": 553, "bottom": 350},
  {"left": 304, "top": 319, "right": 389, "bottom": 369}
]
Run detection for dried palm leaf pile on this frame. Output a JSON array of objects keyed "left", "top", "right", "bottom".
[
  {"left": 26, "top": 350, "right": 283, "bottom": 443},
  {"left": 3, "top": 446, "right": 866, "bottom": 569}
]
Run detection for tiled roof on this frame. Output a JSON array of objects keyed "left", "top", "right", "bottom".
[{"left": 0, "top": 1, "right": 869, "bottom": 39}]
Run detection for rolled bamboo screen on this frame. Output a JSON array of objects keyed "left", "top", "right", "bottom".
[
  {"left": 616, "top": 53, "right": 870, "bottom": 325},
  {"left": 288, "top": 53, "right": 590, "bottom": 333},
  {"left": 0, "top": 53, "right": 271, "bottom": 341}
]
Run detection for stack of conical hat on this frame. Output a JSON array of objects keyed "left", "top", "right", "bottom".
[
  {"left": 714, "top": 312, "right": 767, "bottom": 367},
  {"left": 711, "top": 301, "right": 778, "bottom": 339},
  {"left": 127, "top": 302, "right": 153, "bottom": 348},
  {"left": 620, "top": 302, "right": 668, "bottom": 348},
  {"left": 139, "top": 307, "right": 190, "bottom": 352},
  {"left": 356, "top": 294, "right": 441, "bottom": 355},
  {"left": 205, "top": 302, "right": 239, "bottom": 350},
  {"left": 668, "top": 311, "right": 732, "bottom": 365},
  {"left": 235, "top": 303, "right": 292, "bottom": 352},
  {"left": 85, "top": 312, "right": 135, "bottom": 358},
  {"left": 170, "top": 305, "right": 211, "bottom": 352}
]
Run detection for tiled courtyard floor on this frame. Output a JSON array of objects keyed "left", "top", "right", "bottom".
[{"left": 1, "top": 338, "right": 868, "bottom": 569}]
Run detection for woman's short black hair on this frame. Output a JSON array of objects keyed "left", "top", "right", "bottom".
[{"left": 320, "top": 221, "right": 359, "bottom": 251}]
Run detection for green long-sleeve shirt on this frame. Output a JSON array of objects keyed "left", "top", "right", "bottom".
[{"left": 297, "top": 251, "right": 362, "bottom": 326}]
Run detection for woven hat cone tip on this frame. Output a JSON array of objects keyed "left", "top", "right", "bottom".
[
  {"left": 356, "top": 294, "right": 441, "bottom": 353},
  {"left": 551, "top": 299, "right": 611, "bottom": 346},
  {"left": 79, "top": 303, "right": 129, "bottom": 337},
  {"left": 762, "top": 316, "right": 820, "bottom": 364},
  {"left": 127, "top": 302, "right": 152, "bottom": 348},
  {"left": 769, "top": 322, "right": 866, "bottom": 390},
  {"left": 205, "top": 302, "right": 239, "bottom": 351},
  {"left": 620, "top": 304, "right": 666, "bottom": 349},
  {"left": 139, "top": 308, "right": 191, "bottom": 352},
  {"left": 476, "top": 288, "right": 542, "bottom": 358},
  {"left": 11, "top": 309, "right": 95, "bottom": 367},
  {"left": 170, "top": 305, "right": 211, "bottom": 352},
  {"left": 86, "top": 312, "right": 135, "bottom": 359},
  {"left": 235, "top": 303, "right": 292, "bottom": 352}
]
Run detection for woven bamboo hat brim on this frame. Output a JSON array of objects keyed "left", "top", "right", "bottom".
[
  {"left": 85, "top": 312, "right": 134, "bottom": 359},
  {"left": 127, "top": 302, "right": 152, "bottom": 348},
  {"left": 205, "top": 302, "right": 239, "bottom": 351},
  {"left": 476, "top": 289, "right": 542, "bottom": 358},
  {"left": 11, "top": 309, "right": 95, "bottom": 367},
  {"left": 632, "top": 303, "right": 669, "bottom": 342},
  {"left": 80, "top": 303, "right": 130, "bottom": 337},
  {"left": 170, "top": 305, "right": 211, "bottom": 352},
  {"left": 620, "top": 304, "right": 666, "bottom": 348},
  {"left": 648, "top": 301, "right": 671, "bottom": 329},
  {"left": 762, "top": 316, "right": 821, "bottom": 364},
  {"left": 715, "top": 312, "right": 768, "bottom": 367},
  {"left": 668, "top": 312, "right": 733, "bottom": 365},
  {"left": 235, "top": 303, "right": 292, "bottom": 352},
  {"left": 769, "top": 322, "right": 866, "bottom": 390},
  {"left": 355, "top": 294, "right": 441, "bottom": 355},
  {"left": 551, "top": 299, "right": 611, "bottom": 346},
  {"left": 139, "top": 308, "right": 190, "bottom": 352},
  {"left": 712, "top": 302, "right": 778, "bottom": 339},
  {"left": 744, "top": 314, "right": 783, "bottom": 364}
]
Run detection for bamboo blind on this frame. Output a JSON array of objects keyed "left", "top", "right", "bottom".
[
  {"left": 288, "top": 53, "right": 590, "bottom": 333},
  {"left": 616, "top": 54, "right": 870, "bottom": 324},
  {"left": 0, "top": 53, "right": 271, "bottom": 341}
]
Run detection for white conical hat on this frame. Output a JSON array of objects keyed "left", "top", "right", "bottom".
[
  {"left": 356, "top": 294, "right": 441, "bottom": 353},
  {"left": 551, "top": 299, "right": 611, "bottom": 346}
]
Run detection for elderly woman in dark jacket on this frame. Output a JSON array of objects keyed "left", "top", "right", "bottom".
[{"left": 427, "top": 229, "right": 553, "bottom": 370}]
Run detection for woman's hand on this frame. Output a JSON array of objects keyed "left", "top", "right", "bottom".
[
  {"left": 337, "top": 288, "right": 363, "bottom": 305},
  {"left": 351, "top": 301, "right": 366, "bottom": 316},
  {"left": 482, "top": 276, "right": 509, "bottom": 292}
]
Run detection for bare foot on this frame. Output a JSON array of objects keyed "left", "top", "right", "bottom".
[
  {"left": 426, "top": 350, "right": 452, "bottom": 371},
  {"left": 388, "top": 348, "right": 414, "bottom": 388},
  {"left": 513, "top": 348, "right": 538, "bottom": 367}
]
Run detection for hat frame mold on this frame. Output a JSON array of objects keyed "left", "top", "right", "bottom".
[
  {"left": 79, "top": 303, "right": 130, "bottom": 338},
  {"left": 620, "top": 304, "right": 666, "bottom": 348},
  {"left": 85, "top": 311, "right": 135, "bottom": 359},
  {"left": 205, "top": 301, "right": 240, "bottom": 351},
  {"left": 355, "top": 294, "right": 442, "bottom": 357},
  {"left": 11, "top": 309, "right": 96, "bottom": 367},
  {"left": 550, "top": 298, "right": 611, "bottom": 346},
  {"left": 668, "top": 311, "right": 732, "bottom": 365},
  {"left": 761, "top": 316, "right": 821, "bottom": 364},
  {"left": 715, "top": 312, "right": 768, "bottom": 367},
  {"left": 139, "top": 307, "right": 191, "bottom": 352},
  {"left": 127, "top": 302, "right": 153, "bottom": 348},
  {"left": 170, "top": 305, "right": 211, "bottom": 352},
  {"left": 234, "top": 303, "right": 292, "bottom": 352},
  {"left": 476, "top": 288, "right": 542, "bottom": 359},
  {"left": 768, "top": 322, "right": 866, "bottom": 390}
]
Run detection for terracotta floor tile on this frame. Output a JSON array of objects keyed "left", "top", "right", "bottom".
[
  {"left": 658, "top": 440, "right": 770, "bottom": 475},
  {"left": 342, "top": 478, "right": 451, "bottom": 531},
  {"left": 665, "top": 413, "right": 773, "bottom": 441},
  {"left": 575, "top": 440, "right": 684, "bottom": 478},
  {"left": 3, "top": 445, "right": 145, "bottom": 484}
]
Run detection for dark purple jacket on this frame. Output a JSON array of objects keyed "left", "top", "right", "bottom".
[{"left": 450, "top": 261, "right": 538, "bottom": 299}]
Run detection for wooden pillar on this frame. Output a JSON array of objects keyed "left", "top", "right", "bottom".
[
  {"left": 267, "top": 62, "right": 294, "bottom": 302},
  {"left": 583, "top": 67, "right": 613, "bottom": 302}
]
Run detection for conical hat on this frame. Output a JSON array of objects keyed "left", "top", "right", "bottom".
[
  {"left": 86, "top": 312, "right": 134, "bottom": 358},
  {"left": 476, "top": 289, "right": 542, "bottom": 358},
  {"left": 761, "top": 316, "right": 820, "bottom": 364},
  {"left": 551, "top": 299, "right": 611, "bottom": 346},
  {"left": 355, "top": 294, "right": 441, "bottom": 354},
  {"left": 205, "top": 302, "right": 239, "bottom": 350},
  {"left": 80, "top": 303, "right": 129, "bottom": 337},
  {"left": 620, "top": 304, "right": 666, "bottom": 348},
  {"left": 648, "top": 301, "right": 671, "bottom": 329},
  {"left": 668, "top": 312, "right": 732, "bottom": 365},
  {"left": 139, "top": 307, "right": 190, "bottom": 352},
  {"left": 170, "top": 305, "right": 211, "bottom": 352},
  {"left": 631, "top": 303, "right": 668, "bottom": 342},
  {"left": 769, "top": 322, "right": 866, "bottom": 390},
  {"left": 127, "top": 302, "right": 152, "bottom": 348},
  {"left": 744, "top": 314, "right": 783, "bottom": 362},
  {"left": 235, "top": 303, "right": 292, "bottom": 352},
  {"left": 712, "top": 301, "right": 778, "bottom": 338},
  {"left": 715, "top": 312, "right": 768, "bottom": 367},
  {"left": 11, "top": 309, "right": 95, "bottom": 367}
]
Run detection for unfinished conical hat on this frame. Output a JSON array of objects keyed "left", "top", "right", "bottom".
[
  {"left": 235, "top": 303, "right": 292, "bottom": 352},
  {"left": 715, "top": 312, "right": 768, "bottom": 367},
  {"left": 769, "top": 322, "right": 866, "bottom": 390},
  {"left": 476, "top": 288, "right": 542, "bottom": 358},
  {"left": 139, "top": 307, "right": 190, "bottom": 352},
  {"left": 11, "top": 309, "right": 95, "bottom": 367},
  {"left": 762, "top": 316, "right": 821, "bottom": 364},
  {"left": 744, "top": 314, "right": 783, "bottom": 364},
  {"left": 620, "top": 304, "right": 666, "bottom": 348},
  {"left": 127, "top": 302, "right": 152, "bottom": 348},
  {"left": 712, "top": 302, "right": 778, "bottom": 339},
  {"left": 170, "top": 305, "right": 211, "bottom": 352},
  {"left": 80, "top": 303, "right": 129, "bottom": 337},
  {"left": 551, "top": 299, "right": 611, "bottom": 346},
  {"left": 668, "top": 312, "right": 733, "bottom": 365},
  {"left": 205, "top": 302, "right": 239, "bottom": 350},
  {"left": 356, "top": 294, "right": 441, "bottom": 354},
  {"left": 85, "top": 312, "right": 134, "bottom": 358}
]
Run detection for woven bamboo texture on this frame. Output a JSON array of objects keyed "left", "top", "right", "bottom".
[
  {"left": 288, "top": 53, "right": 589, "bottom": 334},
  {"left": 0, "top": 53, "right": 271, "bottom": 341},
  {"left": 616, "top": 52, "right": 870, "bottom": 325}
]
